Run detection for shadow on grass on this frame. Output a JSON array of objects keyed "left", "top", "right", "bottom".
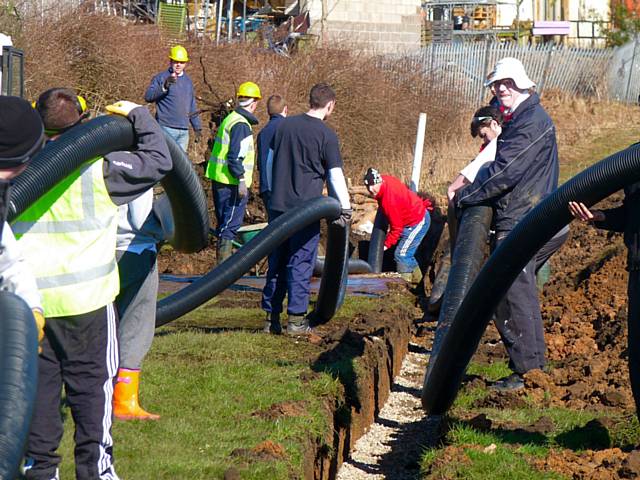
[
  {"left": 312, "top": 328, "right": 367, "bottom": 416},
  {"left": 454, "top": 417, "right": 614, "bottom": 451},
  {"left": 555, "top": 419, "right": 613, "bottom": 450},
  {"left": 453, "top": 418, "right": 549, "bottom": 447},
  {"left": 154, "top": 325, "right": 261, "bottom": 337}
]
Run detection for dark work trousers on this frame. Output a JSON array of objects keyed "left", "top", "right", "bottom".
[
  {"left": 115, "top": 249, "right": 158, "bottom": 370},
  {"left": 628, "top": 269, "right": 640, "bottom": 421},
  {"left": 24, "top": 305, "right": 119, "bottom": 480},
  {"left": 493, "top": 226, "right": 568, "bottom": 374},
  {"left": 212, "top": 181, "right": 248, "bottom": 241},
  {"left": 261, "top": 211, "right": 320, "bottom": 316},
  {"left": 260, "top": 191, "right": 271, "bottom": 213}
]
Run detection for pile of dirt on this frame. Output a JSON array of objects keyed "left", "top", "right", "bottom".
[{"left": 531, "top": 448, "right": 640, "bottom": 479}]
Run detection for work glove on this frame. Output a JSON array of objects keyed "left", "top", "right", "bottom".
[
  {"left": 32, "top": 308, "right": 45, "bottom": 354},
  {"left": 238, "top": 179, "right": 248, "bottom": 199},
  {"left": 194, "top": 130, "right": 202, "bottom": 144},
  {"left": 105, "top": 100, "right": 142, "bottom": 117},
  {"left": 164, "top": 74, "right": 177, "bottom": 89},
  {"left": 332, "top": 208, "right": 353, "bottom": 229}
]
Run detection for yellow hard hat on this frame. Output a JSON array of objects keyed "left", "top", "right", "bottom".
[
  {"left": 237, "top": 82, "right": 261, "bottom": 99},
  {"left": 169, "top": 45, "right": 189, "bottom": 62}
]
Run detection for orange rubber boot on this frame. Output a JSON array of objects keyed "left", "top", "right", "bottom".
[{"left": 113, "top": 368, "right": 160, "bottom": 420}]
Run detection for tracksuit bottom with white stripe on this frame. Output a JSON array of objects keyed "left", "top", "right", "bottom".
[
  {"left": 24, "top": 304, "right": 120, "bottom": 480},
  {"left": 394, "top": 210, "right": 431, "bottom": 273},
  {"left": 212, "top": 181, "right": 247, "bottom": 241}
]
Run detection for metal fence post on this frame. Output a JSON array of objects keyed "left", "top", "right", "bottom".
[
  {"left": 625, "top": 35, "right": 639, "bottom": 104},
  {"left": 538, "top": 45, "right": 555, "bottom": 98},
  {"left": 477, "top": 36, "right": 491, "bottom": 105}
]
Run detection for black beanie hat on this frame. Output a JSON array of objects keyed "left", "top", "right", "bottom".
[{"left": 0, "top": 96, "right": 44, "bottom": 166}]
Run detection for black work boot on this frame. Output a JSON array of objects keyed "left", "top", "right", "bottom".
[
  {"left": 286, "top": 314, "right": 313, "bottom": 335},
  {"left": 263, "top": 312, "right": 282, "bottom": 335},
  {"left": 217, "top": 239, "right": 234, "bottom": 265},
  {"left": 490, "top": 373, "right": 524, "bottom": 392}
]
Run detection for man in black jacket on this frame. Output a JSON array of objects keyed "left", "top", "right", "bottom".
[
  {"left": 570, "top": 186, "right": 640, "bottom": 418},
  {"left": 456, "top": 57, "right": 567, "bottom": 391}
]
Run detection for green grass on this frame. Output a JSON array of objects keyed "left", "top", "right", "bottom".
[
  {"left": 52, "top": 293, "right": 411, "bottom": 479},
  {"left": 423, "top": 357, "right": 640, "bottom": 478},
  {"left": 559, "top": 127, "right": 640, "bottom": 184},
  {"left": 466, "top": 361, "right": 512, "bottom": 382},
  {"left": 421, "top": 439, "right": 564, "bottom": 479},
  {"left": 57, "top": 330, "right": 338, "bottom": 479}
]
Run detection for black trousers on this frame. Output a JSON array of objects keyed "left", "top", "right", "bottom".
[
  {"left": 494, "top": 227, "right": 568, "bottom": 374},
  {"left": 24, "top": 304, "right": 120, "bottom": 480},
  {"left": 628, "top": 270, "right": 640, "bottom": 420}
]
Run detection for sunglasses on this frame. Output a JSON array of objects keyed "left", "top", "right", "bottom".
[{"left": 490, "top": 78, "right": 516, "bottom": 90}]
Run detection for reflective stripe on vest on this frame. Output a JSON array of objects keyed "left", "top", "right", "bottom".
[
  {"left": 205, "top": 110, "right": 255, "bottom": 187},
  {"left": 12, "top": 158, "right": 119, "bottom": 317}
]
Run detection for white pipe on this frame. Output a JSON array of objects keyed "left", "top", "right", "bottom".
[
  {"left": 216, "top": 0, "right": 223, "bottom": 44},
  {"left": 227, "top": 0, "right": 234, "bottom": 41},
  {"left": 410, "top": 113, "right": 427, "bottom": 192}
]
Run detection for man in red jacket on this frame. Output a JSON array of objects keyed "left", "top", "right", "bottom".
[{"left": 364, "top": 168, "right": 432, "bottom": 280}]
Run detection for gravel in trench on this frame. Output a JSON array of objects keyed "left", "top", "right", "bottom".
[{"left": 336, "top": 339, "right": 442, "bottom": 480}]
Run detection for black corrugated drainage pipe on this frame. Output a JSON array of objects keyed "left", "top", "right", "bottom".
[
  {"left": 313, "top": 257, "right": 372, "bottom": 276},
  {"left": 314, "top": 221, "right": 350, "bottom": 323},
  {"left": 422, "top": 142, "right": 640, "bottom": 415},
  {"left": 0, "top": 292, "right": 38, "bottom": 480},
  {"left": 367, "top": 209, "right": 387, "bottom": 273},
  {"left": 156, "top": 197, "right": 345, "bottom": 327},
  {"left": 7, "top": 115, "right": 209, "bottom": 253},
  {"left": 427, "top": 246, "right": 451, "bottom": 313},
  {"left": 423, "top": 206, "right": 492, "bottom": 382}
]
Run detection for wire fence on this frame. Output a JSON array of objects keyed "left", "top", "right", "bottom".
[{"left": 377, "top": 41, "right": 633, "bottom": 107}]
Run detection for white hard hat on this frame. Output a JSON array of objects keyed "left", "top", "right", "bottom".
[{"left": 484, "top": 57, "right": 535, "bottom": 89}]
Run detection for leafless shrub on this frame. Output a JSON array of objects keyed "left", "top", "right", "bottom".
[{"left": 12, "top": 4, "right": 638, "bottom": 202}]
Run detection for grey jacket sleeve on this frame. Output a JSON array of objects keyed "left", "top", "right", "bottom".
[{"left": 103, "top": 106, "right": 173, "bottom": 206}]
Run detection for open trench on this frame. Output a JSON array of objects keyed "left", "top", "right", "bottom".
[
  {"left": 300, "top": 295, "right": 442, "bottom": 480},
  {"left": 306, "top": 193, "right": 640, "bottom": 479}
]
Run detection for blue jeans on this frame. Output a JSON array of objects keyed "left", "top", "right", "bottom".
[
  {"left": 394, "top": 210, "right": 431, "bottom": 273},
  {"left": 161, "top": 126, "right": 189, "bottom": 152}
]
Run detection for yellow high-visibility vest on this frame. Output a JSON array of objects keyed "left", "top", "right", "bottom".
[
  {"left": 205, "top": 110, "right": 255, "bottom": 187},
  {"left": 12, "top": 157, "right": 119, "bottom": 317}
]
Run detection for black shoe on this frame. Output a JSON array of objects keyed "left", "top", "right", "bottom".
[{"left": 490, "top": 373, "right": 524, "bottom": 392}]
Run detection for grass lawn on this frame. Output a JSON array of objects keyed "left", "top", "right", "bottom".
[
  {"left": 559, "top": 126, "right": 640, "bottom": 184},
  {"left": 53, "top": 293, "right": 400, "bottom": 479}
]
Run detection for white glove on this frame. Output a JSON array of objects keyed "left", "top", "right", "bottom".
[
  {"left": 238, "top": 179, "right": 248, "bottom": 199},
  {"left": 105, "top": 100, "right": 142, "bottom": 117}
]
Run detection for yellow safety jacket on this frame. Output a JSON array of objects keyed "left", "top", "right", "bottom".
[
  {"left": 205, "top": 110, "right": 255, "bottom": 187},
  {"left": 12, "top": 157, "right": 119, "bottom": 317}
]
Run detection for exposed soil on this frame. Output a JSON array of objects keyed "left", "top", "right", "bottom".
[{"left": 251, "top": 401, "right": 309, "bottom": 420}]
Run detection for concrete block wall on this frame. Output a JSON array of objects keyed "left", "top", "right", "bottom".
[{"left": 302, "top": 0, "right": 423, "bottom": 53}]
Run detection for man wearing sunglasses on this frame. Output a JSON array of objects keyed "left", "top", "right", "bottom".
[{"left": 455, "top": 57, "right": 567, "bottom": 391}]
